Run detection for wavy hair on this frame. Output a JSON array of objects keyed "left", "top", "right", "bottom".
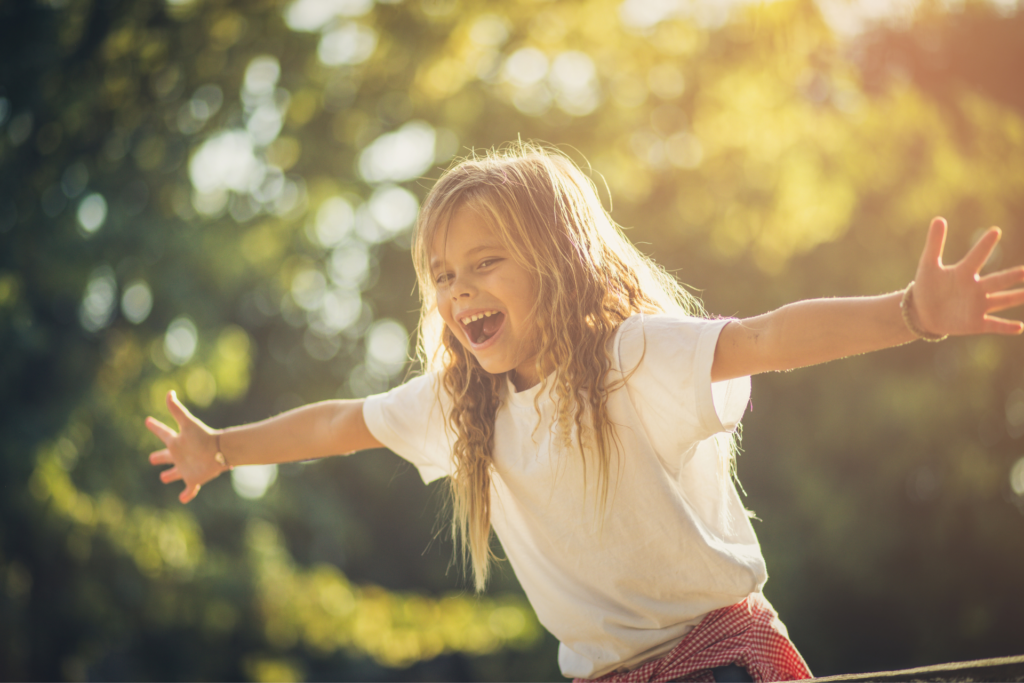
[{"left": 412, "top": 143, "right": 704, "bottom": 590}]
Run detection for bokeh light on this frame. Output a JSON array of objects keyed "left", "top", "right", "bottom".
[
  {"left": 312, "top": 287, "right": 363, "bottom": 335},
  {"left": 328, "top": 242, "right": 371, "bottom": 288},
  {"left": 318, "top": 23, "right": 378, "bottom": 66},
  {"left": 550, "top": 51, "right": 600, "bottom": 116},
  {"left": 367, "top": 184, "right": 419, "bottom": 235},
  {"left": 76, "top": 193, "right": 107, "bottom": 234},
  {"left": 177, "top": 85, "right": 224, "bottom": 134},
  {"left": 164, "top": 316, "right": 198, "bottom": 366},
  {"left": 816, "top": 0, "right": 921, "bottom": 36},
  {"left": 190, "top": 131, "right": 262, "bottom": 195},
  {"left": 315, "top": 196, "right": 356, "bottom": 247},
  {"left": 503, "top": 48, "right": 549, "bottom": 89},
  {"left": 284, "top": 0, "right": 374, "bottom": 32},
  {"left": 243, "top": 55, "right": 281, "bottom": 98},
  {"left": 469, "top": 14, "right": 509, "bottom": 46},
  {"left": 185, "top": 367, "right": 217, "bottom": 407},
  {"left": 1005, "top": 388, "right": 1024, "bottom": 439},
  {"left": 1011, "top": 457, "right": 1024, "bottom": 497},
  {"left": 291, "top": 269, "right": 327, "bottom": 311},
  {"left": 232, "top": 464, "right": 279, "bottom": 499},
  {"left": 358, "top": 120, "right": 436, "bottom": 183},
  {"left": 365, "top": 318, "right": 409, "bottom": 378},
  {"left": 121, "top": 281, "right": 153, "bottom": 324},
  {"left": 665, "top": 131, "right": 703, "bottom": 168},
  {"left": 78, "top": 266, "right": 117, "bottom": 332}
]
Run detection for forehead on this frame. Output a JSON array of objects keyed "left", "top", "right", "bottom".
[{"left": 428, "top": 205, "right": 504, "bottom": 267}]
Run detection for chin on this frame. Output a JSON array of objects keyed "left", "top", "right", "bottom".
[{"left": 473, "top": 358, "right": 511, "bottom": 377}]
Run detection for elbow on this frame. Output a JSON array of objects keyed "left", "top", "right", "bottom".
[
  {"left": 329, "top": 399, "right": 379, "bottom": 455},
  {"left": 319, "top": 401, "right": 355, "bottom": 456},
  {"left": 744, "top": 314, "right": 787, "bottom": 376}
]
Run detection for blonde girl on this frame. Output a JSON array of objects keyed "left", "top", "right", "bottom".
[{"left": 146, "top": 144, "right": 1024, "bottom": 682}]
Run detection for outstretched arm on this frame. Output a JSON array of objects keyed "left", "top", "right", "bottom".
[
  {"left": 145, "top": 391, "right": 382, "bottom": 503},
  {"left": 712, "top": 217, "right": 1024, "bottom": 383}
]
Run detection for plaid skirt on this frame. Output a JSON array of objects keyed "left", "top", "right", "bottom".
[{"left": 576, "top": 593, "right": 812, "bottom": 683}]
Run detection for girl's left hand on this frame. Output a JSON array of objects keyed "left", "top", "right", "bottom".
[{"left": 911, "top": 217, "right": 1024, "bottom": 338}]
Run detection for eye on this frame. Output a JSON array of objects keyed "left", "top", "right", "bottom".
[
  {"left": 434, "top": 272, "right": 451, "bottom": 285},
  {"left": 479, "top": 258, "right": 501, "bottom": 268}
]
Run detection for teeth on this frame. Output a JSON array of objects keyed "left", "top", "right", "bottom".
[{"left": 463, "top": 310, "right": 498, "bottom": 324}]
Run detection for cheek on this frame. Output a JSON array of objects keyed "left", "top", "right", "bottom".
[
  {"left": 506, "top": 276, "right": 539, "bottom": 323},
  {"left": 443, "top": 319, "right": 462, "bottom": 343},
  {"left": 435, "top": 291, "right": 452, "bottom": 321},
  {"left": 442, "top": 321, "right": 468, "bottom": 353},
  {"left": 435, "top": 304, "right": 464, "bottom": 344}
]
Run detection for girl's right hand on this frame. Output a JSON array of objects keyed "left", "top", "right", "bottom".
[{"left": 145, "top": 390, "right": 228, "bottom": 504}]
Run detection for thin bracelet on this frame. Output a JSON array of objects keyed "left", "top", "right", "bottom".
[
  {"left": 214, "top": 431, "right": 233, "bottom": 470},
  {"left": 900, "top": 281, "right": 948, "bottom": 342}
]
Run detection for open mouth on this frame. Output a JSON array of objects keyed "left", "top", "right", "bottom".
[{"left": 461, "top": 310, "right": 505, "bottom": 345}]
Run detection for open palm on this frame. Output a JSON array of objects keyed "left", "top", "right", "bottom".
[
  {"left": 912, "top": 217, "right": 1024, "bottom": 338},
  {"left": 145, "top": 390, "right": 225, "bottom": 504}
]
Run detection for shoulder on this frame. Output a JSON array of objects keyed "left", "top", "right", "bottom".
[
  {"left": 369, "top": 370, "right": 440, "bottom": 398},
  {"left": 363, "top": 372, "right": 445, "bottom": 423},
  {"left": 610, "top": 313, "right": 750, "bottom": 438},
  {"left": 362, "top": 372, "right": 455, "bottom": 483},
  {"left": 613, "top": 313, "right": 730, "bottom": 371}
]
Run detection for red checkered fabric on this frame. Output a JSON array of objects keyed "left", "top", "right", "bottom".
[{"left": 577, "top": 593, "right": 812, "bottom": 683}]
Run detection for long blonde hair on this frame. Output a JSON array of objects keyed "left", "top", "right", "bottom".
[{"left": 412, "top": 143, "right": 703, "bottom": 590}]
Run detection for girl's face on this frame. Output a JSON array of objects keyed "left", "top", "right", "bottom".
[{"left": 430, "top": 205, "right": 541, "bottom": 391}]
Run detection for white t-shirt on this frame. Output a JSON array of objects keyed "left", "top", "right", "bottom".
[{"left": 362, "top": 314, "right": 766, "bottom": 679}]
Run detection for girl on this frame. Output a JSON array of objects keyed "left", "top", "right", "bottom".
[{"left": 146, "top": 144, "right": 1024, "bottom": 682}]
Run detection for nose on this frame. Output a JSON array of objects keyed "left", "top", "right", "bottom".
[{"left": 449, "top": 272, "right": 477, "bottom": 300}]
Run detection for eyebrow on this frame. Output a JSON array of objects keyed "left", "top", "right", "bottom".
[{"left": 429, "top": 243, "right": 504, "bottom": 272}]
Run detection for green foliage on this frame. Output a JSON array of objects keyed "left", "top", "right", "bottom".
[{"left": 2, "top": 0, "right": 1024, "bottom": 679}]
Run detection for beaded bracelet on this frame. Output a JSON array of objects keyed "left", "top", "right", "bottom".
[
  {"left": 213, "top": 432, "right": 232, "bottom": 470},
  {"left": 900, "top": 281, "right": 948, "bottom": 342}
]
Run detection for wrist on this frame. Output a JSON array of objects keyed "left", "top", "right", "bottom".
[
  {"left": 213, "top": 429, "right": 233, "bottom": 471},
  {"left": 900, "top": 281, "right": 948, "bottom": 342}
]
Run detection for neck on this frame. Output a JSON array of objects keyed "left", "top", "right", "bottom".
[
  {"left": 510, "top": 368, "right": 540, "bottom": 392},
  {"left": 510, "top": 352, "right": 555, "bottom": 392}
]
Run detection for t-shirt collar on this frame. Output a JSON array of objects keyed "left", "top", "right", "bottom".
[{"left": 505, "top": 372, "right": 547, "bottom": 408}]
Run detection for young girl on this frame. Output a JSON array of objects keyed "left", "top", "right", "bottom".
[{"left": 145, "top": 145, "right": 1024, "bottom": 682}]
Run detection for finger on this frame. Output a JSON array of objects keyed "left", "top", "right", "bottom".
[
  {"left": 149, "top": 449, "right": 173, "bottom": 466},
  {"left": 982, "top": 315, "right": 1024, "bottom": 335},
  {"left": 985, "top": 288, "right": 1024, "bottom": 314},
  {"left": 160, "top": 466, "right": 183, "bottom": 483},
  {"left": 166, "top": 390, "right": 196, "bottom": 429},
  {"left": 145, "top": 417, "right": 177, "bottom": 446},
  {"left": 919, "top": 217, "right": 948, "bottom": 270},
  {"left": 180, "top": 483, "right": 200, "bottom": 504},
  {"left": 980, "top": 265, "right": 1024, "bottom": 293},
  {"left": 959, "top": 226, "right": 1001, "bottom": 275}
]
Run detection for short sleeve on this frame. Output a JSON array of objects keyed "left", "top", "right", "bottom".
[
  {"left": 362, "top": 373, "right": 454, "bottom": 484},
  {"left": 614, "top": 314, "right": 751, "bottom": 464}
]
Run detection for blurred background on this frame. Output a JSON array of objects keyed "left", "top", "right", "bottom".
[{"left": 2, "top": 0, "right": 1024, "bottom": 679}]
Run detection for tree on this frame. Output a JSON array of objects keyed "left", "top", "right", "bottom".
[{"left": 2, "top": 0, "right": 1023, "bottom": 678}]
